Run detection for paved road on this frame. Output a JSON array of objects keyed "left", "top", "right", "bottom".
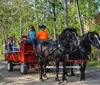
[{"left": 0, "top": 61, "right": 100, "bottom": 85}]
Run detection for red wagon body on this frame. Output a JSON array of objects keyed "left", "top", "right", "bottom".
[
  {"left": 5, "top": 43, "right": 38, "bottom": 63},
  {"left": 4, "top": 36, "right": 38, "bottom": 74}
]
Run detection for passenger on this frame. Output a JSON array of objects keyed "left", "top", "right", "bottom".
[
  {"left": 12, "top": 38, "right": 18, "bottom": 52},
  {"left": 8, "top": 37, "right": 13, "bottom": 52},
  {"left": 19, "top": 36, "right": 27, "bottom": 44},
  {"left": 27, "top": 25, "right": 37, "bottom": 48},
  {"left": 8, "top": 37, "right": 17, "bottom": 52},
  {"left": 36, "top": 25, "right": 49, "bottom": 43},
  {"left": 2, "top": 39, "right": 8, "bottom": 53}
]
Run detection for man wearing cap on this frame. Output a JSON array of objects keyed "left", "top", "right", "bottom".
[{"left": 36, "top": 25, "right": 49, "bottom": 42}]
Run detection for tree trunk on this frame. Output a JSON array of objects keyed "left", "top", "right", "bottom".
[
  {"left": 52, "top": 0, "right": 57, "bottom": 40},
  {"left": 35, "top": 13, "right": 39, "bottom": 31},
  {"left": 34, "top": 0, "right": 39, "bottom": 31},
  {"left": 26, "top": 8, "right": 28, "bottom": 32},
  {"left": 63, "top": 0, "right": 68, "bottom": 28},
  {"left": 76, "top": 0, "right": 84, "bottom": 35},
  {"left": 97, "top": 50, "right": 100, "bottom": 61},
  {"left": 2, "top": 28, "right": 5, "bottom": 40},
  {"left": 19, "top": 5, "right": 22, "bottom": 37}
]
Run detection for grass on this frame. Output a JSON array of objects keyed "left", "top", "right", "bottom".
[
  {"left": 87, "top": 60, "right": 100, "bottom": 69},
  {"left": 0, "top": 55, "right": 4, "bottom": 61}
]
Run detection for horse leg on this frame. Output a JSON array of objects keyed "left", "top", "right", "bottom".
[
  {"left": 80, "top": 62, "right": 86, "bottom": 81},
  {"left": 65, "top": 62, "right": 69, "bottom": 76},
  {"left": 43, "top": 62, "right": 48, "bottom": 79},
  {"left": 71, "top": 62, "right": 75, "bottom": 76},
  {"left": 80, "top": 62, "right": 87, "bottom": 81},
  {"left": 65, "top": 69, "right": 69, "bottom": 76},
  {"left": 55, "top": 58, "right": 60, "bottom": 81},
  {"left": 38, "top": 59, "right": 43, "bottom": 81},
  {"left": 79, "top": 64, "right": 83, "bottom": 81},
  {"left": 62, "top": 61, "right": 67, "bottom": 82},
  {"left": 82, "top": 62, "right": 87, "bottom": 80}
]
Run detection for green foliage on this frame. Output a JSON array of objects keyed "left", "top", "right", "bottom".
[
  {"left": 87, "top": 60, "right": 100, "bottom": 69},
  {"left": 91, "top": 47, "right": 98, "bottom": 58},
  {"left": 0, "top": 0, "right": 100, "bottom": 57}
]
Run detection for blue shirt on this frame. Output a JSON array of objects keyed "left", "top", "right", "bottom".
[{"left": 28, "top": 30, "right": 35, "bottom": 39}]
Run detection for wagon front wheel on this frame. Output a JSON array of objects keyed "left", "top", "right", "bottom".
[
  {"left": 20, "top": 63, "right": 28, "bottom": 74},
  {"left": 7, "top": 61, "right": 13, "bottom": 71}
]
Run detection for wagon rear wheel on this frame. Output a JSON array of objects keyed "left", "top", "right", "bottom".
[
  {"left": 20, "top": 63, "right": 28, "bottom": 74},
  {"left": 7, "top": 61, "right": 13, "bottom": 71}
]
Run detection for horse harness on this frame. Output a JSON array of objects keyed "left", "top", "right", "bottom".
[{"left": 38, "top": 40, "right": 69, "bottom": 62}]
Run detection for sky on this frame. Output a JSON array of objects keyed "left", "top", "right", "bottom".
[{"left": 99, "top": 7, "right": 100, "bottom": 12}]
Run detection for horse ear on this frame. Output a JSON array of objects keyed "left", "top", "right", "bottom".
[
  {"left": 71, "top": 27, "right": 77, "bottom": 32},
  {"left": 88, "top": 31, "right": 91, "bottom": 34},
  {"left": 73, "top": 28, "right": 76, "bottom": 32},
  {"left": 93, "top": 31, "right": 96, "bottom": 33},
  {"left": 65, "top": 28, "right": 69, "bottom": 31}
]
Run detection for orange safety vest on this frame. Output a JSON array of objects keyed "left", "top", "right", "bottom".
[{"left": 36, "top": 30, "right": 48, "bottom": 40}]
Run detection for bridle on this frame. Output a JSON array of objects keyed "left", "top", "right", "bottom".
[
  {"left": 58, "top": 31, "right": 78, "bottom": 53},
  {"left": 88, "top": 33, "right": 100, "bottom": 46}
]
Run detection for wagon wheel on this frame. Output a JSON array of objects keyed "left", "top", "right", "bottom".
[
  {"left": 20, "top": 63, "right": 28, "bottom": 74},
  {"left": 7, "top": 61, "right": 13, "bottom": 71}
]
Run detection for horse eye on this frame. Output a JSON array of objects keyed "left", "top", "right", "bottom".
[
  {"left": 93, "top": 37, "right": 98, "bottom": 42},
  {"left": 94, "top": 40, "right": 98, "bottom": 43}
]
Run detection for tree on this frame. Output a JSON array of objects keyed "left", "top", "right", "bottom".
[
  {"left": 76, "top": 0, "right": 84, "bottom": 35},
  {"left": 0, "top": 0, "right": 100, "bottom": 58},
  {"left": 63, "top": 0, "right": 68, "bottom": 28}
]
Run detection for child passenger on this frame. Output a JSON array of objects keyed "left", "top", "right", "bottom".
[{"left": 8, "top": 37, "right": 17, "bottom": 52}]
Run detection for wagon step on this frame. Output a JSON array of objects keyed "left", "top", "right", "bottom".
[{"left": 46, "top": 66, "right": 80, "bottom": 69}]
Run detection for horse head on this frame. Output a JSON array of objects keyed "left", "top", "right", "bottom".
[
  {"left": 88, "top": 31, "right": 100, "bottom": 49},
  {"left": 58, "top": 27, "right": 79, "bottom": 53}
]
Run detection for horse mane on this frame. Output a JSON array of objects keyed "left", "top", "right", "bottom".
[
  {"left": 61, "top": 27, "right": 76, "bottom": 34},
  {"left": 81, "top": 31, "right": 99, "bottom": 43},
  {"left": 65, "top": 27, "right": 76, "bottom": 32},
  {"left": 58, "top": 27, "right": 77, "bottom": 40}
]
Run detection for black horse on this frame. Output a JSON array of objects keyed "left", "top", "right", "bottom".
[
  {"left": 37, "top": 28, "right": 78, "bottom": 81},
  {"left": 66, "top": 31, "right": 100, "bottom": 81}
]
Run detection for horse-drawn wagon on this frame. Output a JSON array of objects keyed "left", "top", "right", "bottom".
[
  {"left": 4, "top": 35, "right": 38, "bottom": 74},
  {"left": 3, "top": 28, "right": 100, "bottom": 82}
]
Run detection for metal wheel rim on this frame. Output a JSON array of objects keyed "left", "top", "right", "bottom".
[
  {"left": 20, "top": 64, "right": 24, "bottom": 73},
  {"left": 7, "top": 63, "right": 10, "bottom": 70}
]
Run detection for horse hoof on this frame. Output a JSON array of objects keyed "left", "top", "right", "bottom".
[
  {"left": 63, "top": 79, "right": 68, "bottom": 83},
  {"left": 62, "top": 77, "right": 67, "bottom": 82},
  {"left": 55, "top": 78, "right": 59, "bottom": 81},
  {"left": 43, "top": 74, "right": 47, "bottom": 77},
  {"left": 66, "top": 73, "right": 69, "bottom": 76},
  {"left": 46, "top": 77, "right": 49, "bottom": 79},
  {"left": 80, "top": 79, "right": 82, "bottom": 81},
  {"left": 58, "top": 81, "right": 62, "bottom": 84},
  {"left": 44, "top": 77, "right": 48, "bottom": 80},
  {"left": 71, "top": 73, "right": 75, "bottom": 76},
  {"left": 40, "top": 78, "right": 43, "bottom": 82},
  {"left": 80, "top": 78, "right": 85, "bottom": 81},
  {"left": 66, "top": 80, "right": 68, "bottom": 83},
  {"left": 82, "top": 78, "right": 85, "bottom": 81}
]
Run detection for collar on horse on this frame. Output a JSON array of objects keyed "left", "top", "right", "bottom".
[{"left": 38, "top": 39, "right": 69, "bottom": 62}]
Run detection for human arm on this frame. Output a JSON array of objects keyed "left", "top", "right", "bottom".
[{"left": 36, "top": 32, "right": 40, "bottom": 39}]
